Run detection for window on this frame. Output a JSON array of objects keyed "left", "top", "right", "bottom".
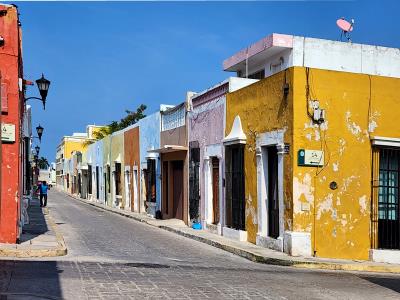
[
  {"left": 376, "top": 148, "right": 400, "bottom": 249},
  {"left": 249, "top": 69, "right": 265, "bottom": 80}
]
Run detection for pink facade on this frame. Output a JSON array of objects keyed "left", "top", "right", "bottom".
[
  {"left": 223, "top": 33, "right": 293, "bottom": 71},
  {"left": 189, "top": 82, "right": 228, "bottom": 229}
]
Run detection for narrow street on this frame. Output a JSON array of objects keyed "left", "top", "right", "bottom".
[{"left": 0, "top": 190, "right": 398, "bottom": 299}]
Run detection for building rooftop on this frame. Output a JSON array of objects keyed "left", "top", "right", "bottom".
[{"left": 223, "top": 33, "right": 400, "bottom": 79}]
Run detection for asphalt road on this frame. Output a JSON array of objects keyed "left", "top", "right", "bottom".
[{"left": 1, "top": 189, "right": 400, "bottom": 300}]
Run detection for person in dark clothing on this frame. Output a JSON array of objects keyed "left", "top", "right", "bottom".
[{"left": 40, "top": 181, "right": 48, "bottom": 207}]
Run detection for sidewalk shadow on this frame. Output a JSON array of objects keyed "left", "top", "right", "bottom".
[
  {"left": 0, "top": 260, "right": 65, "bottom": 299},
  {"left": 361, "top": 275, "right": 400, "bottom": 294},
  {"left": 20, "top": 197, "right": 49, "bottom": 243}
]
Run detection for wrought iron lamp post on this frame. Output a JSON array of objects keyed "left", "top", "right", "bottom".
[{"left": 24, "top": 74, "right": 51, "bottom": 110}]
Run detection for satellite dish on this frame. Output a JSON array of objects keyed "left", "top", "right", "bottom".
[{"left": 337, "top": 17, "right": 354, "bottom": 42}]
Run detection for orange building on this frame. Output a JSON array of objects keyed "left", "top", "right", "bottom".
[{"left": 0, "top": 4, "right": 25, "bottom": 243}]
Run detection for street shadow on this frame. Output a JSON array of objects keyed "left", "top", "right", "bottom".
[
  {"left": 361, "top": 275, "right": 400, "bottom": 294},
  {"left": 0, "top": 260, "right": 65, "bottom": 299},
  {"left": 19, "top": 197, "right": 49, "bottom": 243}
]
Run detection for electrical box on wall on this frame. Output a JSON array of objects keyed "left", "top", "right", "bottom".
[
  {"left": 298, "top": 149, "right": 324, "bottom": 167},
  {"left": 310, "top": 100, "right": 325, "bottom": 124}
]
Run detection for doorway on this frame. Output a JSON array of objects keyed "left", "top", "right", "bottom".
[
  {"left": 163, "top": 161, "right": 169, "bottom": 216},
  {"left": 266, "top": 146, "right": 279, "bottom": 238},
  {"left": 133, "top": 169, "right": 139, "bottom": 212},
  {"left": 104, "top": 172, "right": 107, "bottom": 203},
  {"left": 172, "top": 161, "right": 184, "bottom": 220},
  {"left": 212, "top": 157, "right": 220, "bottom": 225},
  {"left": 124, "top": 167, "right": 131, "bottom": 210},
  {"left": 225, "top": 144, "right": 245, "bottom": 230},
  {"left": 96, "top": 166, "right": 99, "bottom": 200}
]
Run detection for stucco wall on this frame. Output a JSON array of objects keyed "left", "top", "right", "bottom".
[
  {"left": 0, "top": 5, "right": 22, "bottom": 242},
  {"left": 139, "top": 113, "right": 161, "bottom": 211},
  {"left": 226, "top": 70, "right": 294, "bottom": 244},
  {"left": 189, "top": 96, "right": 225, "bottom": 224},
  {"left": 124, "top": 126, "right": 140, "bottom": 211},
  {"left": 64, "top": 140, "right": 87, "bottom": 159},
  {"left": 292, "top": 66, "right": 400, "bottom": 260},
  {"left": 85, "top": 140, "right": 104, "bottom": 202},
  {"left": 161, "top": 125, "right": 187, "bottom": 147}
]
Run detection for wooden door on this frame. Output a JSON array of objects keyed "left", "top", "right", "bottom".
[
  {"left": 172, "top": 161, "right": 184, "bottom": 220},
  {"left": 212, "top": 157, "right": 220, "bottom": 224}
]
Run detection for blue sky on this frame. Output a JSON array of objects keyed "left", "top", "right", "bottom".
[{"left": 15, "top": 1, "right": 400, "bottom": 161}]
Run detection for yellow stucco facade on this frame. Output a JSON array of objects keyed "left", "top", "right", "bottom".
[
  {"left": 226, "top": 69, "right": 294, "bottom": 245},
  {"left": 226, "top": 66, "right": 400, "bottom": 260},
  {"left": 63, "top": 140, "right": 87, "bottom": 159}
]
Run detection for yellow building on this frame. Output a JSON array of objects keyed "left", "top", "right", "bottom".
[
  {"left": 55, "top": 125, "right": 104, "bottom": 191},
  {"left": 223, "top": 33, "right": 400, "bottom": 263}
]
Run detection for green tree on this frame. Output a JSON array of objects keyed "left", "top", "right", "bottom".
[
  {"left": 84, "top": 104, "right": 147, "bottom": 146},
  {"left": 37, "top": 157, "right": 50, "bottom": 170}
]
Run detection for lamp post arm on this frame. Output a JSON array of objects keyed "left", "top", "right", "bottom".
[
  {"left": 24, "top": 97, "right": 43, "bottom": 102},
  {"left": 24, "top": 96, "right": 46, "bottom": 110}
]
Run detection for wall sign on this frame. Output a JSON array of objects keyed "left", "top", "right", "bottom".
[
  {"left": 298, "top": 149, "right": 324, "bottom": 167},
  {"left": 1, "top": 123, "right": 16, "bottom": 143}
]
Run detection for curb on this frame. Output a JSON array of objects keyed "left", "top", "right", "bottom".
[
  {"left": 159, "top": 225, "right": 400, "bottom": 273},
  {"left": 0, "top": 208, "right": 67, "bottom": 258},
  {"left": 64, "top": 191, "right": 400, "bottom": 274},
  {"left": 44, "top": 208, "right": 68, "bottom": 257}
]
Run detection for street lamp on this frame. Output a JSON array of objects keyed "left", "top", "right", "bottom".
[
  {"left": 35, "top": 145, "right": 40, "bottom": 156},
  {"left": 25, "top": 74, "right": 51, "bottom": 110},
  {"left": 36, "top": 124, "right": 44, "bottom": 142}
]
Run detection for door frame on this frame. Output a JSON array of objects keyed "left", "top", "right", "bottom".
[
  {"left": 203, "top": 144, "right": 224, "bottom": 233},
  {"left": 124, "top": 165, "right": 131, "bottom": 210},
  {"left": 132, "top": 166, "right": 139, "bottom": 212},
  {"left": 256, "top": 130, "right": 286, "bottom": 251}
]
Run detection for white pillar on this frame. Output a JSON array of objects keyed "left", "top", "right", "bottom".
[
  {"left": 276, "top": 143, "right": 286, "bottom": 238},
  {"left": 218, "top": 156, "right": 224, "bottom": 235}
]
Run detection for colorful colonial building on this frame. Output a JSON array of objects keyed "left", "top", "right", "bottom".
[
  {"left": 223, "top": 33, "right": 400, "bottom": 262},
  {"left": 188, "top": 78, "right": 257, "bottom": 234}
]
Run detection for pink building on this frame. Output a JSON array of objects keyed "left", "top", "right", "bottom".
[{"left": 188, "top": 78, "right": 257, "bottom": 233}]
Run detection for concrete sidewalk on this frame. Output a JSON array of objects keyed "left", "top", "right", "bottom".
[
  {"left": 0, "top": 196, "right": 67, "bottom": 258},
  {"left": 65, "top": 191, "right": 400, "bottom": 274}
]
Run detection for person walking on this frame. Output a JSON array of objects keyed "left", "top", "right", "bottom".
[{"left": 40, "top": 181, "right": 48, "bottom": 207}]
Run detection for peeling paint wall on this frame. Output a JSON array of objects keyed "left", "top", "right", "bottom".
[
  {"left": 292, "top": 66, "right": 400, "bottom": 260},
  {"left": 226, "top": 70, "right": 294, "bottom": 243}
]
